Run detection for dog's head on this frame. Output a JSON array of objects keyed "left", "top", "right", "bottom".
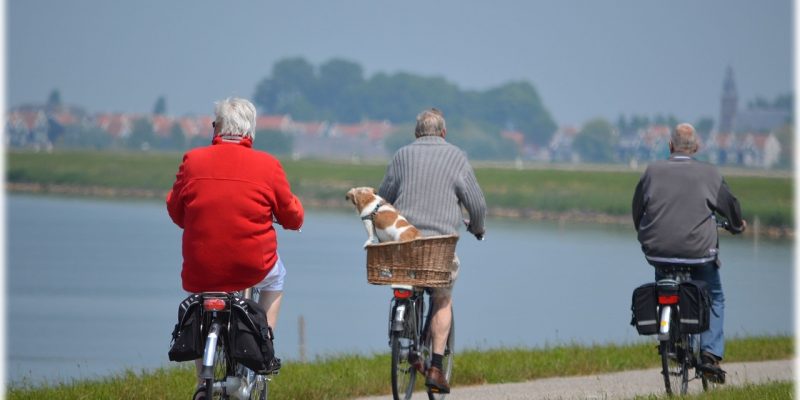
[{"left": 346, "top": 187, "right": 378, "bottom": 212}]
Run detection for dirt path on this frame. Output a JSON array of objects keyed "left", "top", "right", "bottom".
[{"left": 355, "top": 359, "right": 793, "bottom": 400}]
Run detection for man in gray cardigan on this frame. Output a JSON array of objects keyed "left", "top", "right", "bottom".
[
  {"left": 379, "top": 108, "right": 486, "bottom": 393},
  {"left": 632, "top": 123, "right": 746, "bottom": 380}
]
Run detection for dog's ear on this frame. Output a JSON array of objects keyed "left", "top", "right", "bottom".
[{"left": 372, "top": 187, "right": 377, "bottom": 194}]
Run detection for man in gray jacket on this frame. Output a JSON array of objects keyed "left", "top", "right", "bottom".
[
  {"left": 632, "top": 123, "right": 746, "bottom": 379},
  {"left": 379, "top": 108, "right": 486, "bottom": 393}
]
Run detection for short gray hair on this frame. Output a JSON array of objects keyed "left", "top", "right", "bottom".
[
  {"left": 214, "top": 97, "right": 257, "bottom": 140},
  {"left": 670, "top": 123, "right": 698, "bottom": 153},
  {"left": 415, "top": 108, "right": 446, "bottom": 138}
]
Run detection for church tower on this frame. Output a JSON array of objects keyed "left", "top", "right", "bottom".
[{"left": 718, "top": 66, "right": 738, "bottom": 133}]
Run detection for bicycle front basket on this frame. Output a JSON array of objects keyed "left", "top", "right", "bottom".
[{"left": 365, "top": 235, "right": 458, "bottom": 287}]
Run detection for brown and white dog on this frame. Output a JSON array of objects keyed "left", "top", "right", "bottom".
[{"left": 345, "top": 187, "right": 421, "bottom": 247}]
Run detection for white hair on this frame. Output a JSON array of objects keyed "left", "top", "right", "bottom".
[
  {"left": 214, "top": 97, "right": 257, "bottom": 140},
  {"left": 415, "top": 108, "right": 446, "bottom": 138},
  {"left": 670, "top": 123, "right": 698, "bottom": 153}
]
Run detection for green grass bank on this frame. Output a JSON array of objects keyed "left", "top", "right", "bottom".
[
  {"left": 6, "top": 150, "right": 793, "bottom": 231},
  {"left": 7, "top": 335, "right": 792, "bottom": 400}
]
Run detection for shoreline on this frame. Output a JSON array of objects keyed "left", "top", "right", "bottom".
[{"left": 7, "top": 182, "right": 793, "bottom": 239}]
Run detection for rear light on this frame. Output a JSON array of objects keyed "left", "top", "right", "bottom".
[
  {"left": 393, "top": 289, "right": 412, "bottom": 299},
  {"left": 658, "top": 295, "right": 679, "bottom": 305},
  {"left": 203, "top": 298, "right": 227, "bottom": 311}
]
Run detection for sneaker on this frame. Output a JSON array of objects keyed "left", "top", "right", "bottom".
[{"left": 425, "top": 366, "right": 450, "bottom": 393}]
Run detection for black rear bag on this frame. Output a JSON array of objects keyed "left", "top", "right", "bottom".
[
  {"left": 168, "top": 294, "right": 204, "bottom": 362},
  {"left": 678, "top": 280, "right": 711, "bottom": 334},
  {"left": 229, "top": 297, "right": 276, "bottom": 373},
  {"left": 630, "top": 283, "right": 659, "bottom": 335}
]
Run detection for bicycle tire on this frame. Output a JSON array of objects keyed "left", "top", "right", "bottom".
[
  {"left": 248, "top": 373, "right": 268, "bottom": 400},
  {"left": 426, "top": 314, "right": 454, "bottom": 400},
  {"left": 660, "top": 333, "right": 689, "bottom": 396},
  {"left": 205, "top": 331, "right": 231, "bottom": 399},
  {"left": 390, "top": 301, "right": 418, "bottom": 400}
]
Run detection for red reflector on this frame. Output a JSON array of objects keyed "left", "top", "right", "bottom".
[
  {"left": 658, "top": 295, "right": 679, "bottom": 305},
  {"left": 393, "top": 289, "right": 412, "bottom": 299},
  {"left": 203, "top": 298, "right": 226, "bottom": 311}
]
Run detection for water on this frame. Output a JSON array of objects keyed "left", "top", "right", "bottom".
[{"left": 7, "top": 194, "right": 793, "bottom": 385}]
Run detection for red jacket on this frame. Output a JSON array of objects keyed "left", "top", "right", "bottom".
[{"left": 167, "top": 136, "right": 304, "bottom": 293}]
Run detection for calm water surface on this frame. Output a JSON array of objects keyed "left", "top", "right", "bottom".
[{"left": 7, "top": 194, "right": 793, "bottom": 384}]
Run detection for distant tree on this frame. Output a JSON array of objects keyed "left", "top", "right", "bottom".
[
  {"left": 317, "top": 58, "right": 366, "bottom": 122},
  {"left": 573, "top": 118, "right": 617, "bottom": 163},
  {"left": 46, "top": 89, "right": 62, "bottom": 110},
  {"left": 127, "top": 118, "right": 155, "bottom": 150},
  {"left": 694, "top": 117, "right": 714, "bottom": 137},
  {"left": 772, "top": 93, "right": 793, "bottom": 112},
  {"left": 475, "top": 81, "right": 557, "bottom": 146},
  {"left": 56, "top": 124, "right": 115, "bottom": 149},
  {"left": 153, "top": 96, "right": 167, "bottom": 115},
  {"left": 774, "top": 124, "right": 793, "bottom": 169},
  {"left": 253, "top": 129, "right": 293, "bottom": 155},
  {"left": 253, "top": 57, "right": 318, "bottom": 119},
  {"left": 165, "top": 122, "right": 185, "bottom": 150}
]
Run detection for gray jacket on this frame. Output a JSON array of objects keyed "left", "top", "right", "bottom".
[
  {"left": 378, "top": 136, "right": 486, "bottom": 237},
  {"left": 632, "top": 153, "right": 744, "bottom": 265}
]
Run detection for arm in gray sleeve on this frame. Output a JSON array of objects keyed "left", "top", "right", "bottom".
[
  {"left": 714, "top": 179, "right": 745, "bottom": 234},
  {"left": 458, "top": 163, "right": 487, "bottom": 235},
  {"left": 377, "top": 159, "right": 399, "bottom": 203},
  {"left": 631, "top": 177, "right": 645, "bottom": 232}
]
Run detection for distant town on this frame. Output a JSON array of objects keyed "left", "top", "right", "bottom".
[{"left": 6, "top": 67, "right": 792, "bottom": 170}]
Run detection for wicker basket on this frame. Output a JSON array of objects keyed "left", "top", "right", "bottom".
[{"left": 365, "top": 235, "right": 458, "bottom": 287}]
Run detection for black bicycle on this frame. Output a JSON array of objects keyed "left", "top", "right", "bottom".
[
  {"left": 194, "top": 289, "right": 276, "bottom": 400},
  {"left": 388, "top": 284, "right": 454, "bottom": 400},
  {"left": 653, "top": 264, "right": 717, "bottom": 396}
]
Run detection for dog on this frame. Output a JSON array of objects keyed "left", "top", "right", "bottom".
[{"left": 345, "top": 187, "right": 421, "bottom": 248}]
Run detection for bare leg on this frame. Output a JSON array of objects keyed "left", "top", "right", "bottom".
[
  {"left": 430, "top": 295, "right": 452, "bottom": 355},
  {"left": 258, "top": 290, "right": 284, "bottom": 329}
]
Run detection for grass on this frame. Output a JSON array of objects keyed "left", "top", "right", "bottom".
[
  {"left": 6, "top": 150, "right": 793, "bottom": 228},
  {"left": 635, "top": 381, "right": 794, "bottom": 399},
  {"left": 7, "top": 335, "right": 792, "bottom": 400}
]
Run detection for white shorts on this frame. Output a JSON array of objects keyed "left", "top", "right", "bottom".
[{"left": 253, "top": 256, "right": 286, "bottom": 292}]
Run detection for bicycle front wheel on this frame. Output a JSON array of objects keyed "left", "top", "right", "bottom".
[{"left": 660, "top": 334, "right": 689, "bottom": 396}]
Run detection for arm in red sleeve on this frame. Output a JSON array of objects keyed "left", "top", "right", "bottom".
[
  {"left": 166, "top": 154, "right": 188, "bottom": 228},
  {"left": 271, "top": 161, "right": 304, "bottom": 230}
]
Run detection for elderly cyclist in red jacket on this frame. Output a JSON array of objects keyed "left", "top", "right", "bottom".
[{"left": 167, "top": 97, "right": 303, "bottom": 389}]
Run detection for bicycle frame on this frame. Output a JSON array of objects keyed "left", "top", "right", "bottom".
[{"left": 197, "top": 289, "right": 271, "bottom": 400}]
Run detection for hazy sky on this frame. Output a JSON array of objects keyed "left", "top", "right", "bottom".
[{"left": 8, "top": 0, "right": 793, "bottom": 126}]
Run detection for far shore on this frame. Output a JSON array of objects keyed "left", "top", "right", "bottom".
[{"left": 8, "top": 182, "right": 793, "bottom": 239}]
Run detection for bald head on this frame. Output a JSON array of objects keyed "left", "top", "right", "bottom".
[{"left": 670, "top": 123, "right": 699, "bottom": 154}]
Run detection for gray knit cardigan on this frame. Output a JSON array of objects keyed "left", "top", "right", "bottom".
[{"left": 378, "top": 136, "right": 486, "bottom": 237}]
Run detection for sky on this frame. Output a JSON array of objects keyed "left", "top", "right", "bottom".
[{"left": 7, "top": 0, "right": 794, "bottom": 127}]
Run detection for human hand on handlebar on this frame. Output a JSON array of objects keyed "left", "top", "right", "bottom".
[{"left": 463, "top": 219, "right": 485, "bottom": 241}]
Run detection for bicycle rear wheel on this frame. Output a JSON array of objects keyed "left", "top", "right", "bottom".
[
  {"left": 660, "top": 333, "right": 689, "bottom": 396},
  {"left": 247, "top": 372, "right": 268, "bottom": 400},
  {"left": 204, "top": 334, "right": 230, "bottom": 399},
  {"left": 390, "top": 305, "right": 418, "bottom": 400},
  {"left": 426, "top": 312, "right": 454, "bottom": 400}
]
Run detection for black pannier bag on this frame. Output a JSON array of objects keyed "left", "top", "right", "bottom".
[
  {"left": 678, "top": 280, "right": 711, "bottom": 334},
  {"left": 168, "top": 294, "right": 204, "bottom": 362},
  {"left": 230, "top": 297, "right": 276, "bottom": 373},
  {"left": 630, "top": 282, "right": 659, "bottom": 335}
]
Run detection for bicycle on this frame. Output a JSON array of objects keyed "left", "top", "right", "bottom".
[
  {"left": 653, "top": 218, "right": 729, "bottom": 396},
  {"left": 388, "top": 284, "right": 454, "bottom": 400},
  {"left": 193, "top": 288, "right": 277, "bottom": 400}
]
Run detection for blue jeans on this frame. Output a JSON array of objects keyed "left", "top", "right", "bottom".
[{"left": 655, "top": 262, "right": 725, "bottom": 359}]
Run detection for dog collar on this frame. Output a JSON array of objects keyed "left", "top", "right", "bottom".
[{"left": 361, "top": 201, "right": 383, "bottom": 221}]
